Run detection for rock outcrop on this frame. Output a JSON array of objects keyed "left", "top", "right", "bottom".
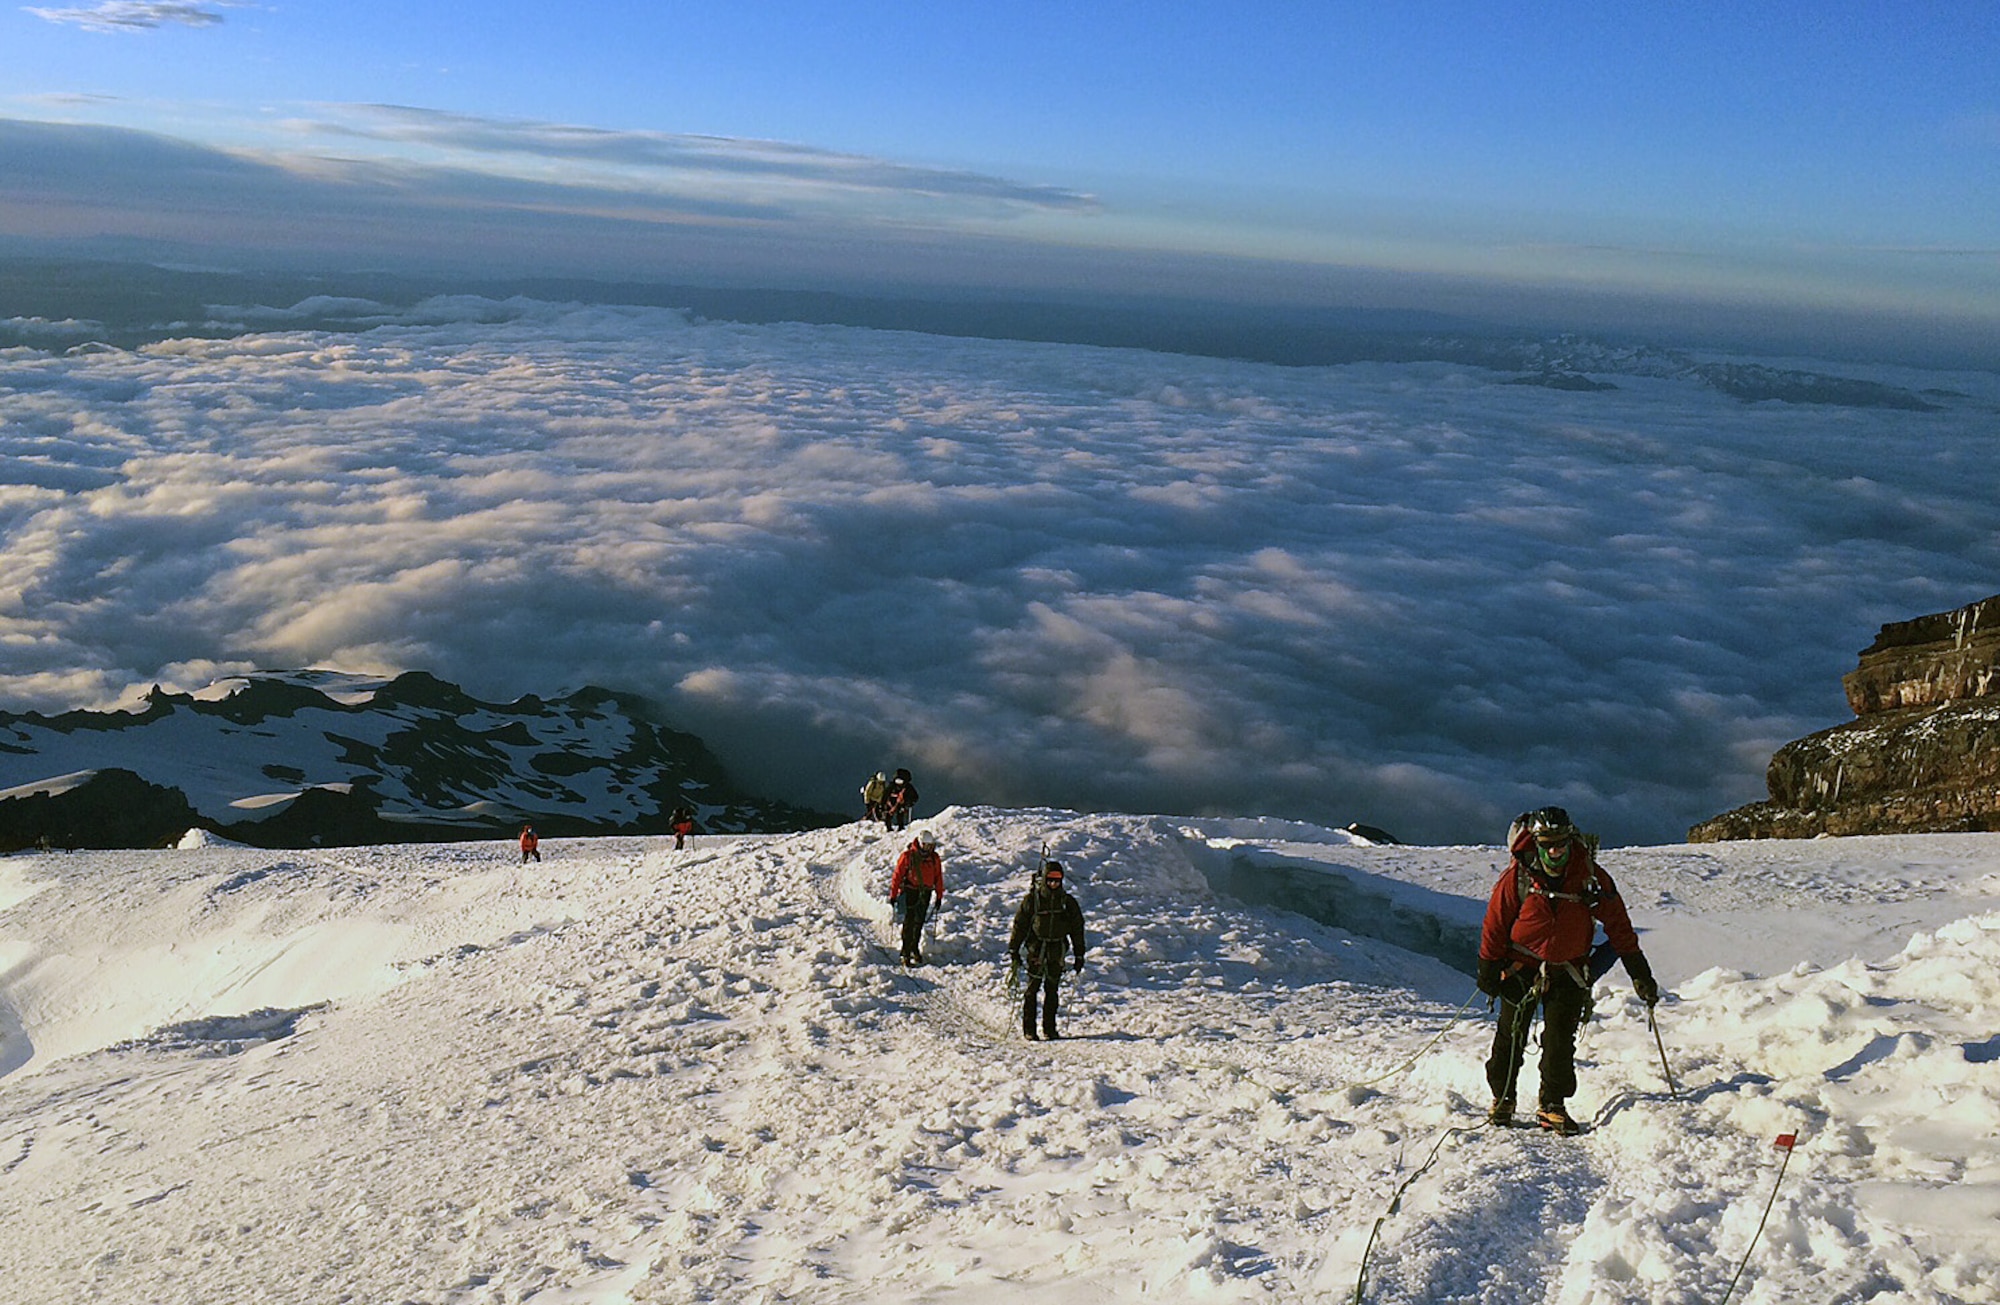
[
  {"left": 0, "top": 669, "right": 839, "bottom": 851},
  {"left": 1690, "top": 594, "right": 2000, "bottom": 840}
]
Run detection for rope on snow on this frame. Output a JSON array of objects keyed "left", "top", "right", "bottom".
[{"left": 1715, "top": 1131, "right": 1801, "bottom": 1305}]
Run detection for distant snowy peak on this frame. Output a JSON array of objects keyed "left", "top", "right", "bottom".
[
  {"left": 0, "top": 670, "right": 835, "bottom": 851},
  {"left": 190, "top": 669, "right": 395, "bottom": 706}
]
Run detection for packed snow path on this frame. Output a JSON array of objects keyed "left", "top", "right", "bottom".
[{"left": 0, "top": 808, "right": 1996, "bottom": 1302}]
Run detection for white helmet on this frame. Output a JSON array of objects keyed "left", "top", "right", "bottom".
[{"left": 918, "top": 832, "right": 936, "bottom": 848}]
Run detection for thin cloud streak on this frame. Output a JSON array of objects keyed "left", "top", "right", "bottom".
[
  {"left": 2, "top": 300, "right": 1996, "bottom": 845},
  {"left": 0, "top": 115, "right": 1109, "bottom": 284},
  {"left": 297, "top": 105, "right": 1101, "bottom": 213},
  {"left": 26, "top": 1, "right": 229, "bottom": 31}
]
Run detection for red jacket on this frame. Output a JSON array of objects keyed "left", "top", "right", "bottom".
[
  {"left": 1480, "top": 838, "right": 1640, "bottom": 966},
  {"left": 890, "top": 842, "right": 944, "bottom": 899}
]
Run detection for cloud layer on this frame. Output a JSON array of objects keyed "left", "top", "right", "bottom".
[{"left": 2, "top": 301, "right": 1996, "bottom": 844}]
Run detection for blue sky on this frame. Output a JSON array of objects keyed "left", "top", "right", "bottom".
[{"left": 2, "top": 2, "right": 1998, "bottom": 357}]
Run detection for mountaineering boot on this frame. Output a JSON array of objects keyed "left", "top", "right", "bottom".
[
  {"left": 1487, "top": 1097, "right": 1515, "bottom": 1126},
  {"left": 1536, "top": 1104, "right": 1582, "bottom": 1135},
  {"left": 1042, "top": 1027, "right": 1059, "bottom": 1041},
  {"left": 1024, "top": 1027, "right": 1039, "bottom": 1041}
]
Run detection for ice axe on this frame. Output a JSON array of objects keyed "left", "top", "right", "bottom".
[{"left": 1647, "top": 1003, "right": 1680, "bottom": 1099}]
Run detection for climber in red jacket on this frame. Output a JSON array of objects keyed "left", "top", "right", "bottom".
[{"left": 1478, "top": 806, "right": 1658, "bottom": 1134}]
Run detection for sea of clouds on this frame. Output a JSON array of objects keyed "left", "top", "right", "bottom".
[{"left": 2, "top": 299, "right": 1996, "bottom": 844}]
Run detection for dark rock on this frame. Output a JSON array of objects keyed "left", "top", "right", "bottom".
[
  {"left": 0, "top": 768, "right": 200, "bottom": 852},
  {"left": 1842, "top": 594, "right": 2000, "bottom": 714},
  {"left": 1691, "top": 594, "right": 2000, "bottom": 840}
]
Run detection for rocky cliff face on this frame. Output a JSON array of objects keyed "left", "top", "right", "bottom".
[
  {"left": 0, "top": 670, "right": 838, "bottom": 851},
  {"left": 1690, "top": 594, "right": 2000, "bottom": 841}
]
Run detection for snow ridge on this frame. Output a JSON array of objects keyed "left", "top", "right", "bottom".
[{"left": 0, "top": 808, "right": 1995, "bottom": 1302}]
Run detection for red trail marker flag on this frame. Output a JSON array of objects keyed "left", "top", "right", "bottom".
[{"left": 1718, "top": 1131, "right": 1803, "bottom": 1305}]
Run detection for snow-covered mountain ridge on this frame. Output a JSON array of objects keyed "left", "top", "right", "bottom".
[
  {"left": 1, "top": 806, "right": 1996, "bottom": 1302},
  {"left": 0, "top": 669, "right": 833, "bottom": 850}
]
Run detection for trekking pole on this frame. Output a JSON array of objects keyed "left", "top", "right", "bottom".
[
  {"left": 1647, "top": 1005, "right": 1680, "bottom": 1099},
  {"left": 1715, "top": 1133, "right": 1800, "bottom": 1305}
]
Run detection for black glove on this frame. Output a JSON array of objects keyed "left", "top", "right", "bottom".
[
  {"left": 1476, "top": 958, "right": 1502, "bottom": 998},
  {"left": 1624, "top": 952, "right": 1659, "bottom": 1006}
]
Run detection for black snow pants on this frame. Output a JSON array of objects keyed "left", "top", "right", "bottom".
[
  {"left": 1485, "top": 966, "right": 1590, "bottom": 1108},
  {"left": 897, "top": 887, "right": 932, "bottom": 963},
  {"left": 1021, "top": 959, "right": 1061, "bottom": 1038}
]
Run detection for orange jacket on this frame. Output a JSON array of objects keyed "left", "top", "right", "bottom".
[
  {"left": 520, "top": 828, "right": 539, "bottom": 851},
  {"left": 890, "top": 842, "right": 944, "bottom": 899}
]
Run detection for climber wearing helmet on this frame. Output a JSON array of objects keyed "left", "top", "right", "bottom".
[
  {"left": 1477, "top": 806, "right": 1659, "bottom": 1134},
  {"left": 888, "top": 830, "right": 944, "bottom": 966},
  {"left": 861, "top": 771, "right": 889, "bottom": 823}
]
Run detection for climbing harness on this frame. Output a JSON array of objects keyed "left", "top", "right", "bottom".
[{"left": 1522, "top": 869, "right": 1604, "bottom": 909}]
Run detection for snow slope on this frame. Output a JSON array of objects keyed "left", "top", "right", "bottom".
[{"left": 0, "top": 808, "right": 1996, "bottom": 1303}]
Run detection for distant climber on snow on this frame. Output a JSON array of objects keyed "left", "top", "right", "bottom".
[
  {"left": 1477, "top": 806, "right": 1659, "bottom": 1134},
  {"left": 519, "top": 824, "right": 540, "bottom": 864},
  {"left": 670, "top": 805, "right": 698, "bottom": 851},
  {"left": 860, "top": 771, "right": 889, "bottom": 824},
  {"left": 888, "top": 831, "right": 944, "bottom": 966},
  {"left": 881, "top": 768, "right": 919, "bottom": 831},
  {"left": 1009, "top": 860, "right": 1087, "bottom": 1041}
]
